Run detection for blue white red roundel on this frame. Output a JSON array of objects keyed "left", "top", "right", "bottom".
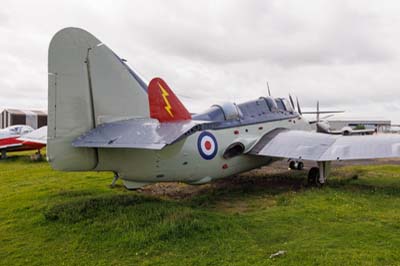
[{"left": 197, "top": 131, "right": 218, "bottom": 160}]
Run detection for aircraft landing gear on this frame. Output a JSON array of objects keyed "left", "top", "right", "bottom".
[
  {"left": 307, "top": 161, "right": 331, "bottom": 186},
  {"left": 30, "top": 150, "right": 43, "bottom": 161},
  {"left": 1, "top": 149, "right": 7, "bottom": 159},
  {"left": 289, "top": 160, "right": 304, "bottom": 170},
  {"left": 110, "top": 172, "right": 120, "bottom": 187}
]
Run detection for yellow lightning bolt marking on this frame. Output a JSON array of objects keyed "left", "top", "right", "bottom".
[{"left": 158, "top": 82, "right": 174, "bottom": 117}]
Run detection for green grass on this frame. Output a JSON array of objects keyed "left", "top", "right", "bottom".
[{"left": 1, "top": 152, "right": 400, "bottom": 265}]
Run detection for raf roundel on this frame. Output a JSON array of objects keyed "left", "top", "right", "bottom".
[{"left": 197, "top": 131, "right": 218, "bottom": 160}]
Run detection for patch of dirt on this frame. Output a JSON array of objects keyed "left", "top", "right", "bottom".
[
  {"left": 138, "top": 159, "right": 400, "bottom": 200},
  {"left": 138, "top": 162, "right": 305, "bottom": 200}
]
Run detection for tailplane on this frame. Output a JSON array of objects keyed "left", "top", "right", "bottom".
[{"left": 48, "top": 27, "right": 149, "bottom": 171}]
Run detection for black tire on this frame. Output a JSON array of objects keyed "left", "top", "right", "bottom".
[
  {"left": 0, "top": 149, "right": 6, "bottom": 159},
  {"left": 297, "top": 161, "right": 304, "bottom": 170},
  {"left": 308, "top": 167, "right": 320, "bottom": 186},
  {"left": 289, "top": 161, "right": 296, "bottom": 170}
]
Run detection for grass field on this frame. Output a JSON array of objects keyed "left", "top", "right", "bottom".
[{"left": 1, "top": 152, "right": 400, "bottom": 265}]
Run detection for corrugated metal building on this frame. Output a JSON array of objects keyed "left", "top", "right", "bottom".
[{"left": 0, "top": 109, "right": 47, "bottom": 129}]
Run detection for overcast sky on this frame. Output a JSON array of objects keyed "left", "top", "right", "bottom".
[{"left": 1, "top": 0, "right": 400, "bottom": 123}]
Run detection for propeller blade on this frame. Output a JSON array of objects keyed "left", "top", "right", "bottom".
[
  {"left": 321, "top": 114, "right": 335, "bottom": 120},
  {"left": 317, "top": 101, "right": 320, "bottom": 122},
  {"left": 296, "top": 97, "right": 302, "bottom": 115},
  {"left": 301, "top": 110, "right": 344, "bottom": 114},
  {"left": 289, "top": 94, "right": 295, "bottom": 109}
]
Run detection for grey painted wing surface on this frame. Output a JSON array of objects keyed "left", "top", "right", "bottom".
[
  {"left": 72, "top": 118, "right": 204, "bottom": 150},
  {"left": 18, "top": 126, "right": 48, "bottom": 144},
  {"left": 319, "top": 134, "right": 400, "bottom": 161},
  {"left": 251, "top": 130, "right": 400, "bottom": 161}
]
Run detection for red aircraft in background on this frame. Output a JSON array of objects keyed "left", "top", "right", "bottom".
[{"left": 0, "top": 125, "right": 47, "bottom": 159}]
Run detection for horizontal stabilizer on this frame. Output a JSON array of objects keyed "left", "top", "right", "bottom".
[{"left": 73, "top": 118, "right": 207, "bottom": 150}]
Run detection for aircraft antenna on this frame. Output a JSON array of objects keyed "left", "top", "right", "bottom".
[{"left": 267, "top": 82, "right": 271, "bottom": 96}]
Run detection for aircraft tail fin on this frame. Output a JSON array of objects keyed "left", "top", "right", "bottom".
[
  {"left": 148, "top": 78, "right": 191, "bottom": 122},
  {"left": 48, "top": 27, "right": 149, "bottom": 171}
]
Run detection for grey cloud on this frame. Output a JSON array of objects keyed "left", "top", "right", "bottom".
[
  {"left": 120, "top": 0, "right": 392, "bottom": 67},
  {"left": 0, "top": 0, "right": 399, "bottom": 123}
]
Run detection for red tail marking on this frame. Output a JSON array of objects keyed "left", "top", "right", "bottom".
[{"left": 148, "top": 77, "right": 191, "bottom": 122}]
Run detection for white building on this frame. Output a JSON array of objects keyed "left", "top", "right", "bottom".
[
  {"left": 327, "top": 117, "right": 391, "bottom": 132},
  {"left": 0, "top": 109, "right": 47, "bottom": 129}
]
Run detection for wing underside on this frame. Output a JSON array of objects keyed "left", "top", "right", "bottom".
[
  {"left": 250, "top": 129, "right": 400, "bottom": 161},
  {"left": 0, "top": 143, "right": 23, "bottom": 150}
]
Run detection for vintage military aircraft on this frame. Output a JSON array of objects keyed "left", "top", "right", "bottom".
[
  {"left": 0, "top": 125, "right": 47, "bottom": 159},
  {"left": 47, "top": 28, "right": 400, "bottom": 189}
]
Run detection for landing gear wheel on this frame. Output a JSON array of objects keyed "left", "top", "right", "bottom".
[
  {"left": 289, "top": 161, "right": 296, "bottom": 170},
  {"left": 1, "top": 149, "right": 7, "bottom": 159},
  {"left": 308, "top": 167, "right": 323, "bottom": 187},
  {"left": 30, "top": 151, "right": 43, "bottom": 161},
  {"left": 297, "top": 161, "right": 304, "bottom": 170}
]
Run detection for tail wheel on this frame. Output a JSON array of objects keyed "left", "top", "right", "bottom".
[
  {"left": 308, "top": 167, "right": 323, "bottom": 186},
  {"left": 289, "top": 161, "right": 296, "bottom": 170}
]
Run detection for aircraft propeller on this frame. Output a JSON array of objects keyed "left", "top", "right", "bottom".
[
  {"left": 296, "top": 97, "right": 302, "bottom": 115},
  {"left": 288, "top": 94, "right": 295, "bottom": 109}
]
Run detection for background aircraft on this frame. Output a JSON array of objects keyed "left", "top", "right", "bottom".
[
  {"left": 302, "top": 101, "right": 375, "bottom": 135},
  {"left": 47, "top": 28, "right": 400, "bottom": 189},
  {"left": 0, "top": 125, "right": 47, "bottom": 159}
]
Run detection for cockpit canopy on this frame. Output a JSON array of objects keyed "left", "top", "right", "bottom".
[
  {"left": 260, "top": 96, "right": 278, "bottom": 112},
  {"left": 192, "top": 96, "right": 296, "bottom": 122},
  {"left": 275, "top": 98, "right": 294, "bottom": 113},
  {"left": 0, "top": 125, "right": 34, "bottom": 135},
  {"left": 212, "top": 102, "right": 242, "bottom": 121},
  {"left": 193, "top": 102, "right": 242, "bottom": 122}
]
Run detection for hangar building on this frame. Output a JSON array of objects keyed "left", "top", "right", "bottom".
[{"left": 0, "top": 109, "right": 47, "bottom": 129}]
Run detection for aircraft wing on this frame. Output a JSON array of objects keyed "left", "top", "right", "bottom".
[
  {"left": 0, "top": 143, "right": 23, "bottom": 150},
  {"left": 17, "top": 126, "right": 48, "bottom": 145},
  {"left": 73, "top": 118, "right": 208, "bottom": 150},
  {"left": 249, "top": 129, "right": 400, "bottom": 161}
]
